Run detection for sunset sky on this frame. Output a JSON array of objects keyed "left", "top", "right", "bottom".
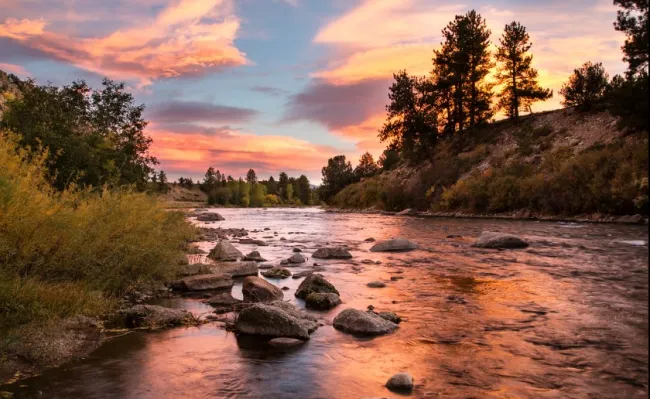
[{"left": 0, "top": 0, "right": 627, "bottom": 183}]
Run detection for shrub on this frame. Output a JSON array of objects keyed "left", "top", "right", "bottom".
[{"left": 560, "top": 61, "right": 609, "bottom": 111}]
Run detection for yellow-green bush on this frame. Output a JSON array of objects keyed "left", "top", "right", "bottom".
[{"left": 0, "top": 132, "right": 197, "bottom": 331}]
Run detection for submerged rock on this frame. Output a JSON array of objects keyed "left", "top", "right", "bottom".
[
  {"left": 196, "top": 212, "right": 225, "bottom": 222},
  {"left": 305, "top": 293, "right": 341, "bottom": 310},
  {"left": 204, "top": 292, "right": 242, "bottom": 308},
  {"left": 243, "top": 250, "right": 267, "bottom": 262},
  {"left": 472, "top": 231, "right": 529, "bottom": 249},
  {"left": 239, "top": 238, "right": 269, "bottom": 246},
  {"left": 333, "top": 308, "right": 398, "bottom": 336},
  {"left": 242, "top": 276, "right": 283, "bottom": 302},
  {"left": 207, "top": 240, "right": 243, "bottom": 261},
  {"left": 292, "top": 247, "right": 302, "bottom": 252},
  {"left": 120, "top": 305, "right": 197, "bottom": 328},
  {"left": 212, "top": 262, "right": 258, "bottom": 277},
  {"left": 385, "top": 372, "right": 414, "bottom": 392},
  {"left": 268, "top": 337, "right": 305, "bottom": 348},
  {"left": 261, "top": 267, "right": 292, "bottom": 279},
  {"left": 367, "top": 281, "right": 386, "bottom": 288},
  {"left": 173, "top": 273, "right": 233, "bottom": 291},
  {"left": 292, "top": 270, "right": 314, "bottom": 279},
  {"left": 377, "top": 311, "right": 401, "bottom": 324},
  {"left": 312, "top": 247, "right": 353, "bottom": 259},
  {"left": 370, "top": 238, "right": 418, "bottom": 252},
  {"left": 295, "top": 274, "right": 339, "bottom": 299},
  {"left": 364, "top": 237, "right": 376, "bottom": 242},
  {"left": 288, "top": 253, "right": 307, "bottom": 264}
]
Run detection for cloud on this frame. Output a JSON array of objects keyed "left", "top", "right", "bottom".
[
  {"left": 250, "top": 85, "right": 289, "bottom": 96},
  {"left": 0, "top": 62, "right": 29, "bottom": 77},
  {"left": 146, "top": 101, "right": 258, "bottom": 124},
  {"left": 0, "top": 0, "right": 247, "bottom": 85}
]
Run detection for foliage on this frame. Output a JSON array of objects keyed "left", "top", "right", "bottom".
[
  {"left": 319, "top": 155, "right": 355, "bottom": 203},
  {"left": 1, "top": 78, "right": 157, "bottom": 191},
  {"left": 606, "top": 72, "right": 649, "bottom": 131},
  {"left": 246, "top": 169, "right": 257, "bottom": 184},
  {"left": 495, "top": 21, "right": 552, "bottom": 118},
  {"left": 354, "top": 152, "right": 379, "bottom": 180},
  {"left": 614, "top": 0, "right": 649, "bottom": 77},
  {"left": 560, "top": 62, "right": 610, "bottom": 110},
  {"left": 378, "top": 148, "right": 401, "bottom": 171}
]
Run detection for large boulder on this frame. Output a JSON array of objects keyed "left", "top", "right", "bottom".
[
  {"left": 235, "top": 304, "right": 313, "bottom": 340},
  {"left": 243, "top": 250, "right": 267, "bottom": 262},
  {"left": 208, "top": 240, "right": 243, "bottom": 261},
  {"left": 120, "top": 305, "right": 197, "bottom": 328},
  {"left": 333, "top": 308, "right": 398, "bottom": 336},
  {"left": 312, "top": 247, "right": 353, "bottom": 259},
  {"left": 261, "top": 267, "right": 292, "bottom": 279},
  {"left": 196, "top": 212, "right": 225, "bottom": 222},
  {"left": 242, "top": 276, "right": 283, "bottom": 302},
  {"left": 369, "top": 238, "right": 418, "bottom": 252},
  {"left": 267, "top": 300, "right": 318, "bottom": 333},
  {"left": 471, "top": 231, "right": 529, "bottom": 249},
  {"left": 287, "top": 253, "right": 307, "bottom": 264},
  {"left": 173, "top": 273, "right": 233, "bottom": 291},
  {"left": 305, "top": 293, "right": 341, "bottom": 310},
  {"left": 295, "top": 274, "right": 339, "bottom": 299},
  {"left": 212, "top": 262, "right": 258, "bottom": 277},
  {"left": 386, "top": 372, "right": 414, "bottom": 392}
]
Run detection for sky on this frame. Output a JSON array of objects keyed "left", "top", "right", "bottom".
[{"left": 0, "top": 0, "right": 627, "bottom": 183}]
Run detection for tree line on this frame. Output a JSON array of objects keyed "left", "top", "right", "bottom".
[{"left": 319, "top": 1, "right": 648, "bottom": 203}]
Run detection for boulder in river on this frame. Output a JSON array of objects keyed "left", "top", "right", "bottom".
[
  {"left": 196, "top": 212, "right": 225, "bottom": 222},
  {"left": 367, "top": 281, "right": 386, "bottom": 288},
  {"left": 268, "top": 337, "right": 305, "bottom": 348},
  {"left": 212, "top": 262, "right": 258, "bottom": 277},
  {"left": 292, "top": 270, "right": 314, "bottom": 279},
  {"left": 333, "top": 308, "right": 398, "bottom": 336},
  {"left": 120, "top": 305, "right": 197, "bottom": 328},
  {"left": 239, "top": 238, "right": 269, "bottom": 246},
  {"left": 173, "top": 273, "right": 233, "bottom": 291},
  {"left": 267, "top": 300, "right": 318, "bottom": 333},
  {"left": 369, "top": 238, "right": 418, "bottom": 252},
  {"left": 471, "top": 231, "right": 529, "bottom": 249},
  {"left": 243, "top": 250, "right": 267, "bottom": 262},
  {"left": 312, "top": 247, "right": 353, "bottom": 259},
  {"left": 385, "top": 372, "right": 414, "bottom": 392},
  {"left": 261, "top": 267, "right": 292, "bottom": 279},
  {"left": 178, "top": 263, "right": 213, "bottom": 277},
  {"left": 292, "top": 247, "right": 302, "bottom": 252},
  {"left": 616, "top": 214, "right": 644, "bottom": 224},
  {"left": 305, "top": 293, "right": 341, "bottom": 310},
  {"left": 295, "top": 274, "right": 339, "bottom": 299},
  {"left": 376, "top": 311, "right": 401, "bottom": 324},
  {"left": 287, "top": 253, "right": 307, "bottom": 264},
  {"left": 396, "top": 208, "right": 417, "bottom": 216},
  {"left": 235, "top": 303, "right": 317, "bottom": 340},
  {"left": 364, "top": 237, "right": 376, "bottom": 242},
  {"left": 204, "top": 292, "right": 242, "bottom": 307},
  {"left": 207, "top": 240, "right": 243, "bottom": 261},
  {"left": 242, "top": 276, "right": 283, "bottom": 302}
]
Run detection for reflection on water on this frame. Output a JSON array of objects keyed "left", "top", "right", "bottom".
[{"left": 3, "top": 208, "right": 648, "bottom": 398}]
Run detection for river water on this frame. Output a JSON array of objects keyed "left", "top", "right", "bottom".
[{"left": 4, "top": 208, "right": 649, "bottom": 398}]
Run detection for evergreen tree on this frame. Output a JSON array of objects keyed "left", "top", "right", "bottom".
[
  {"left": 267, "top": 176, "right": 278, "bottom": 195},
  {"left": 297, "top": 175, "right": 311, "bottom": 205},
  {"left": 378, "top": 148, "right": 400, "bottom": 171},
  {"left": 614, "top": 0, "right": 649, "bottom": 77},
  {"left": 495, "top": 21, "right": 552, "bottom": 119},
  {"left": 157, "top": 170, "right": 169, "bottom": 193},
  {"left": 320, "top": 155, "right": 354, "bottom": 203},
  {"left": 560, "top": 62, "right": 609, "bottom": 110},
  {"left": 246, "top": 168, "right": 257, "bottom": 184},
  {"left": 278, "top": 172, "right": 289, "bottom": 201},
  {"left": 203, "top": 167, "right": 217, "bottom": 191},
  {"left": 354, "top": 152, "right": 379, "bottom": 179}
]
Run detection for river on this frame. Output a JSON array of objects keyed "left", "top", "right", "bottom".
[{"left": 4, "top": 208, "right": 648, "bottom": 398}]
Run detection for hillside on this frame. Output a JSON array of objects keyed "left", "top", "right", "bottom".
[
  {"left": 333, "top": 108, "right": 648, "bottom": 219},
  {"left": 161, "top": 184, "right": 208, "bottom": 206}
]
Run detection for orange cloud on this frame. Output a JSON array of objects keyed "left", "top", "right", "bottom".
[{"left": 0, "top": 0, "right": 247, "bottom": 85}]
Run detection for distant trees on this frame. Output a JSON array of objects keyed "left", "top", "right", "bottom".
[
  {"left": 297, "top": 175, "right": 311, "bottom": 205},
  {"left": 320, "top": 155, "right": 354, "bottom": 203},
  {"left": 177, "top": 177, "right": 194, "bottom": 188},
  {"left": 495, "top": 21, "right": 552, "bottom": 119},
  {"left": 246, "top": 168, "right": 257, "bottom": 184},
  {"left": 560, "top": 62, "right": 610, "bottom": 110}
]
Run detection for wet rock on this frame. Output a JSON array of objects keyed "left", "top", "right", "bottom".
[
  {"left": 261, "top": 267, "right": 292, "bottom": 279},
  {"left": 367, "top": 281, "right": 386, "bottom": 288},
  {"left": 385, "top": 372, "right": 414, "bottom": 392},
  {"left": 364, "top": 237, "right": 376, "bottom": 242},
  {"left": 295, "top": 274, "right": 339, "bottom": 299},
  {"left": 292, "top": 270, "right": 314, "bottom": 279},
  {"left": 259, "top": 264, "right": 274, "bottom": 269},
  {"left": 264, "top": 227, "right": 271, "bottom": 230},
  {"left": 196, "top": 212, "right": 225, "bottom": 222},
  {"left": 120, "top": 305, "right": 197, "bottom": 328},
  {"left": 281, "top": 286, "right": 290, "bottom": 291},
  {"left": 396, "top": 208, "right": 417, "bottom": 216},
  {"left": 305, "top": 293, "right": 341, "bottom": 310},
  {"left": 446, "top": 234, "right": 462, "bottom": 239},
  {"left": 280, "top": 237, "right": 287, "bottom": 241},
  {"left": 235, "top": 304, "right": 310, "bottom": 340},
  {"left": 280, "top": 259, "right": 290, "bottom": 266},
  {"left": 268, "top": 337, "right": 305, "bottom": 348},
  {"left": 207, "top": 240, "right": 243, "bottom": 261},
  {"left": 178, "top": 263, "right": 213, "bottom": 277},
  {"left": 268, "top": 300, "right": 318, "bottom": 333},
  {"left": 333, "top": 308, "right": 398, "bottom": 336},
  {"left": 243, "top": 250, "right": 267, "bottom": 262},
  {"left": 472, "top": 231, "right": 529, "bottom": 249},
  {"left": 212, "top": 262, "right": 258, "bottom": 277},
  {"left": 377, "top": 311, "right": 401, "bottom": 324},
  {"left": 292, "top": 247, "right": 302, "bottom": 252},
  {"left": 312, "top": 247, "right": 353, "bottom": 259},
  {"left": 242, "top": 276, "right": 283, "bottom": 302},
  {"left": 390, "top": 276, "right": 404, "bottom": 281},
  {"left": 173, "top": 273, "right": 233, "bottom": 291},
  {"left": 360, "top": 259, "right": 376, "bottom": 264},
  {"left": 370, "top": 238, "right": 418, "bottom": 252},
  {"left": 205, "top": 292, "right": 242, "bottom": 307},
  {"left": 288, "top": 253, "right": 307, "bottom": 264},
  {"left": 239, "top": 238, "right": 269, "bottom": 246}
]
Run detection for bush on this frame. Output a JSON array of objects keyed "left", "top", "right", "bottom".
[
  {"left": 0, "top": 132, "right": 196, "bottom": 331},
  {"left": 560, "top": 61, "right": 609, "bottom": 111}
]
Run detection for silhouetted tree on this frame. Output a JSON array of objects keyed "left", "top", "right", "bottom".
[
  {"left": 378, "top": 148, "right": 401, "bottom": 171},
  {"left": 297, "top": 175, "right": 311, "bottom": 205},
  {"left": 278, "top": 172, "right": 289, "bottom": 201},
  {"left": 266, "top": 176, "right": 278, "bottom": 195},
  {"left": 320, "top": 155, "right": 354, "bottom": 203},
  {"left": 157, "top": 170, "right": 169, "bottom": 193},
  {"left": 495, "top": 21, "right": 552, "bottom": 119},
  {"left": 614, "top": 0, "right": 648, "bottom": 77},
  {"left": 560, "top": 62, "right": 609, "bottom": 110},
  {"left": 354, "top": 152, "right": 379, "bottom": 179},
  {"left": 246, "top": 168, "right": 257, "bottom": 184}
]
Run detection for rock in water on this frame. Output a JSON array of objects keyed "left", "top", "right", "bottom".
[
  {"left": 364, "top": 237, "right": 376, "bottom": 242},
  {"left": 261, "top": 267, "right": 292, "bottom": 279},
  {"left": 267, "top": 300, "right": 318, "bottom": 333},
  {"left": 212, "top": 262, "right": 258, "bottom": 277},
  {"left": 396, "top": 208, "right": 417, "bottom": 216},
  {"left": 235, "top": 304, "right": 310, "bottom": 340},
  {"left": 385, "top": 372, "right": 414, "bottom": 392},
  {"left": 292, "top": 270, "right": 314, "bottom": 279},
  {"left": 204, "top": 292, "right": 242, "bottom": 308},
  {"left": 471, "top": 231, "right": 529, "bottom": 249},
  {"left": 178, "top": 263, "right": 213, "bottom": 277},
  {"left": 305, "top": 293, "right": 341, "bottom": 310},
  {"left": 287, "top": 253, "right": 307, "bottom": 264},
  {"left": 268, "top": 337, "right": 305, "bottom": 348},
  {"left": 242, "top": 276, "right": 283, "bottom": 302},
  {"left": 333, "top": 308, "right": 398, "bottom": 336},
  {"left": 243, "top": 250, "right": 267, "bottom": 262},
  {"left": 312, "top": 247, "right": 353, "bottom": 259},
  {"left": 369, "top": 238, "right": 418, "bottom": 252},
  {"left": 174, "top": 273, "right": 233, "bottom": 291},
  {"left": 367, "top": 281, "right": 386, "bottom": 288},
  {"left": 239, "top": 238, "right": 269, "bottom": 246},
  {"left": 295, "top": 274, "right": 339, "bottom": 299},
  {"left": 120, "top": 305, "right": 196, "bottom": 328},
  {"left": 377, "top": 311, "right": 401, "bottom": 324},
  {"left": 196, "top": 212, "right": 225, "bottom": 221},
  {"left": 208, "top": 240, "right": 244, "bottom": 261}
]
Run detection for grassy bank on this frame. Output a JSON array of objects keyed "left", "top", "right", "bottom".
[{"left": 0, "top": 132, "right": 197, "bottom": 372}]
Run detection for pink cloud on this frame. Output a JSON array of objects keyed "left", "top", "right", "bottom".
[{"left": 0, "top": 62, "right": 29, "bottom": 77}]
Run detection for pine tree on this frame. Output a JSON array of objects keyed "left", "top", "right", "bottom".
[
  {"left": 560, "top": 62, "right": 609, "bottom": 110},
  {"left": 614, "top": 0, "right": 648, "bottom": 77},
  {"left": 246, "top": 168, "right": 257, "bottom": 184},
  {"left": 354, "top": 152, "right": 379, "bottom": 179},
  {"left": 495, "top": 21, "right": 552, "bottom": 119}
]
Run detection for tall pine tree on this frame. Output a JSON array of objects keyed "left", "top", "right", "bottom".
[{"left": 495, "top": 21, "right": 552, "bottom": 119}]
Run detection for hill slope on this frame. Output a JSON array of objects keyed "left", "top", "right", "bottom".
[{"left": 333, "top": 108, "right": 648, "bottom": 218}]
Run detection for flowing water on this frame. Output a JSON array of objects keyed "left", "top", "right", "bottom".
[{"left": 4, "top": 208, "right": 648, "bottom": 398}]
